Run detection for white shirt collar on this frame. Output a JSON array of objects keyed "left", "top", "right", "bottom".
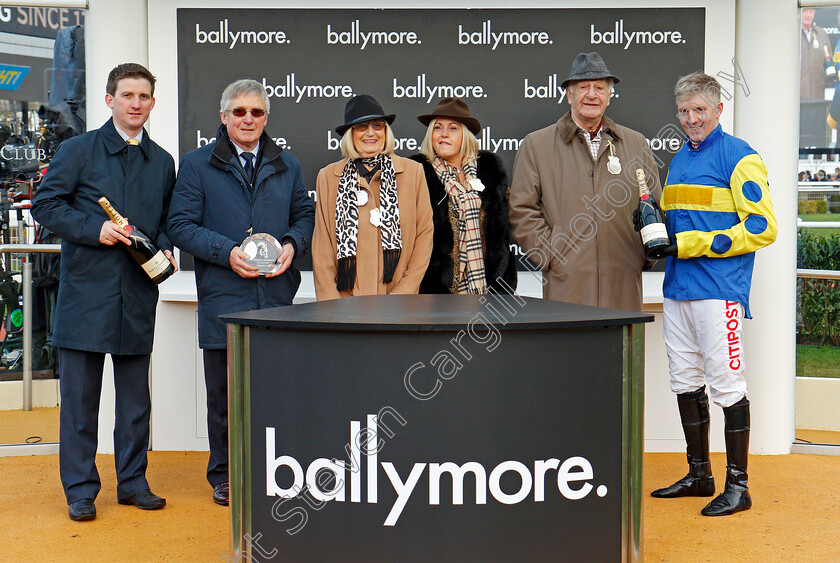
[
  {"left": 114, "top": 124, "right": 144, "bottom": 143},
  {"left": 233, "top": 141, "right": 260, "bottom": 163}
]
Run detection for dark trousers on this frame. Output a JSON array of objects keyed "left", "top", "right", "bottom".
[
  {"left": 58, "top": 348, "right": 151, "bottom": 504},
  {"left": 203, "top": 348, "right": 228, "bottom": 487}
]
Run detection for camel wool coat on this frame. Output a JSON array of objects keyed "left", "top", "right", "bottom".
[
  {"left": 313, "top": 155, "right": 433, "bottom": 300},
  {"left": 509, "top": 112, "right": 661, "bottom": 312}
]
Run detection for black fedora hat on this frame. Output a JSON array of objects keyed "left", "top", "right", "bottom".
[
  {"left": 335, "top": 94, "right": 396, "bottom": 135},
  {"left": 417, "top": 97, "right": 481, "bottom": 135},
  {"left": 561, "top": 52, "right": 621, "bottom": 89}
]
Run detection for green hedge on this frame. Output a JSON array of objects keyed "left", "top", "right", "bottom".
[
  {"left": 797, "top": 230, "right": 840, "bottom": 346},
  {"left": 799, "top": 200, "right": 829, "bottom": 214}
]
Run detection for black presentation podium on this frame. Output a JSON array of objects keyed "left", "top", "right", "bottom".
[{"left": 222, "top": 294, "right": 651, "bottom": 562}]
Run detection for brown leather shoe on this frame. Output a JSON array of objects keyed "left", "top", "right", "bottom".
[{"left": 213, "top": 482, "right": 229, "bottom": 506}]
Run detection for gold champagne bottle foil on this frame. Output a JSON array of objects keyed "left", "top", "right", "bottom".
[{"left": 98, "top": 197, "right": 129, "bottom": 229}]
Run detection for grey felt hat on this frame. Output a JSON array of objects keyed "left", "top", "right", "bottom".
[{"left": 561, "top": 52, "right": 621, "bottom": 89}]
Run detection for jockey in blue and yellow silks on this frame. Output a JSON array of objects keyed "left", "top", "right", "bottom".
[
  {"left": 661, "top": 124, "right": 777, "bottom": 318},
  {"left": 650, "top": 72, "right": 776, "bottom": 519}
]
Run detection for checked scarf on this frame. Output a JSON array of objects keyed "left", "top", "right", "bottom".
[
  {"left": 432, "top": 155, "right": 486, "bottom": 294},
  {"left": 335, "top": 154, "right": 402, "bottom": 291}
]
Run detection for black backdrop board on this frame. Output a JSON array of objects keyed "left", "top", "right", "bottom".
[
  {"left": 177, "top": 8, "right": 705, "bottom": 271},
  {"left": 222, "top": 295, "right": 651, "bottom": 561}
]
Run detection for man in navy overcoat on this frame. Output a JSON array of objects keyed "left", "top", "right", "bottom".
[
  {"left": 32, "top": 63, "right": 177, "bottom": 521},
  {"left": 168, "top": 79, "right": 314, "bottom": 506}
]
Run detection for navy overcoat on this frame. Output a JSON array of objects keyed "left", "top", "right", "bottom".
[
  {"left": 167, "top": 126, "right": 315, "bottom": 349},
  {"left": 32, "top": 118, "right": 176, "bottom": 355}
]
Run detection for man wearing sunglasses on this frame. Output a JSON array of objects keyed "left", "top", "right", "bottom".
[{"left": 168, "top": 79, "right": 315, "bottom": 506}]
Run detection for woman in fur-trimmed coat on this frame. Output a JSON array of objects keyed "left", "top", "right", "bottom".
[{"left": 409, "top": 97, "right": 517, "bottom": 294}]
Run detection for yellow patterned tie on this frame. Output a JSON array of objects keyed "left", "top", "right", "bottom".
[{"left": 126, "top": 138, "right": 139, "bottom": 146}]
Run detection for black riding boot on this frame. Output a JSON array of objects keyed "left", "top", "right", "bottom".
[
  {"left": 702, "top": 397, "right": 752, "bottom": 516},
  {"left": 652, "top": 387, "right": 715, "bottom": 498}
]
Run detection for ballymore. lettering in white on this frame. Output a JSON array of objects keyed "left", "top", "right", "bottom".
[
  {"left": 476, "top": 127, "right": 523, "bottom": 153},
  {"left": 590, "top": 19, "right": 685, "bottom": 50},
  {"left": 197, "top": 129, "right": 288, "bottom": 150},
  {"left": 393, "top": 74, "right": 487, "bottom": 104},
  {"left": 458, "top": 20, "right": 553, "bottom": 50},
  {"left": 262, "top": 75, "right": 353, "bottom": 103},
  {"left": 195, "top": 19, "right": 288, "bottom": 49},
  {"left": 524, "top": 74, "right": 567, "bottom": 104},
  {"left": 327, "top": 130, "right": 419, "bottom": 152},
  {"left": 265, "top": 421, "right": 607, "bottom": 527},
  {"left": 327, "top": 20, "right": 420, "bottom": 50}
]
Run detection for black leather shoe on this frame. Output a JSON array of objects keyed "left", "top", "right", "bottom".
[
  {"left": 118, "top": 489, "right": 166, "bottom": 510},
  {"left": 68, "top": 499, "right": 96, "bottom": 521},
  {"left": 701, "top": 486, "right": 751, "bottom": 516},
  {"left": 213, "top": 482, "right": 229, "bottom": 506},
  {"left": 651, "top": 464, "right": 715, "bottom": 498}
]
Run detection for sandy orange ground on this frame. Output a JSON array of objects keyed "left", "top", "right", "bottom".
[
  {"left": 644, "top": 452, "right": 840, "bottom": 562},
  {"left": 0, "top": 451, "right": 228, "bottom": 562},
  {"left": 0, "top": 451, "right": 839, "bottom": 561},
  {"left": 0, "top": 407, "right": 60, "bottom": 444}
]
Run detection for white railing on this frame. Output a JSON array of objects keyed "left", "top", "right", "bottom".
[{"left": 798, "top": 220, "right": 840, "bottom": 279}]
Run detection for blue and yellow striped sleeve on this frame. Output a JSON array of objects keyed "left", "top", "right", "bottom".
[
  {"left": 675, "top": 153, "right": 777, "bottom": 259},
  {"left": 834, "top": 39, "right": 840, "bottom": 72}
]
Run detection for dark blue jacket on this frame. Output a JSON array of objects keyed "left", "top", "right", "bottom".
[
  {"left": 32, "top": 118, "right": 176, "bottom": 355},
  {"left": 168, "top": 125, "right": 315, "bottom": 349}
]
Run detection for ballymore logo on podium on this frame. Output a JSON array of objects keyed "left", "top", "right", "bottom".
[
  {"left": 194, "top": 19, "right": 289, "bottom": 48},
  {"left": 265, "top": 420, "right": 607, "bottom": 527}
]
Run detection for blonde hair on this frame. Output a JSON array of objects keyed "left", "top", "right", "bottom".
[
  {"left": 340, "top": 123, "right": 396, "bottom": 159},
  {"left": 419, "top": 118, "right": 479, "bottom": 163}
]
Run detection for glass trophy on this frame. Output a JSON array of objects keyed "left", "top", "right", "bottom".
[{"left": 240, "top": 233, "right": 284, "bottom": 275}]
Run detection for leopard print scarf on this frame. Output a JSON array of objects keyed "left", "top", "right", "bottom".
[{"left": 335, "top": 154, "right": 402, "bottom": 291}]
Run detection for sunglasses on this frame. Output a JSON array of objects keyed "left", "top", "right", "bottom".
[
  {"left": 228, "top": 108, "right": 266, "bottom": 118},
  {"left": 353, "top": 121, "right": 386, "bottom": 133}
]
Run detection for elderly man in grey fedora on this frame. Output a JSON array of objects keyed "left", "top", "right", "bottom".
[{"left": 509, "top": 52, "right": 660, "bottom": 311}]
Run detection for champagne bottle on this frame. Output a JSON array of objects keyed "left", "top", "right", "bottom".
[
  {"left": 98, "top": 197, "right": 174, "bottom": 284},
  {"left": 635, "top": 169, "right": 671, "bottom": 260}
]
